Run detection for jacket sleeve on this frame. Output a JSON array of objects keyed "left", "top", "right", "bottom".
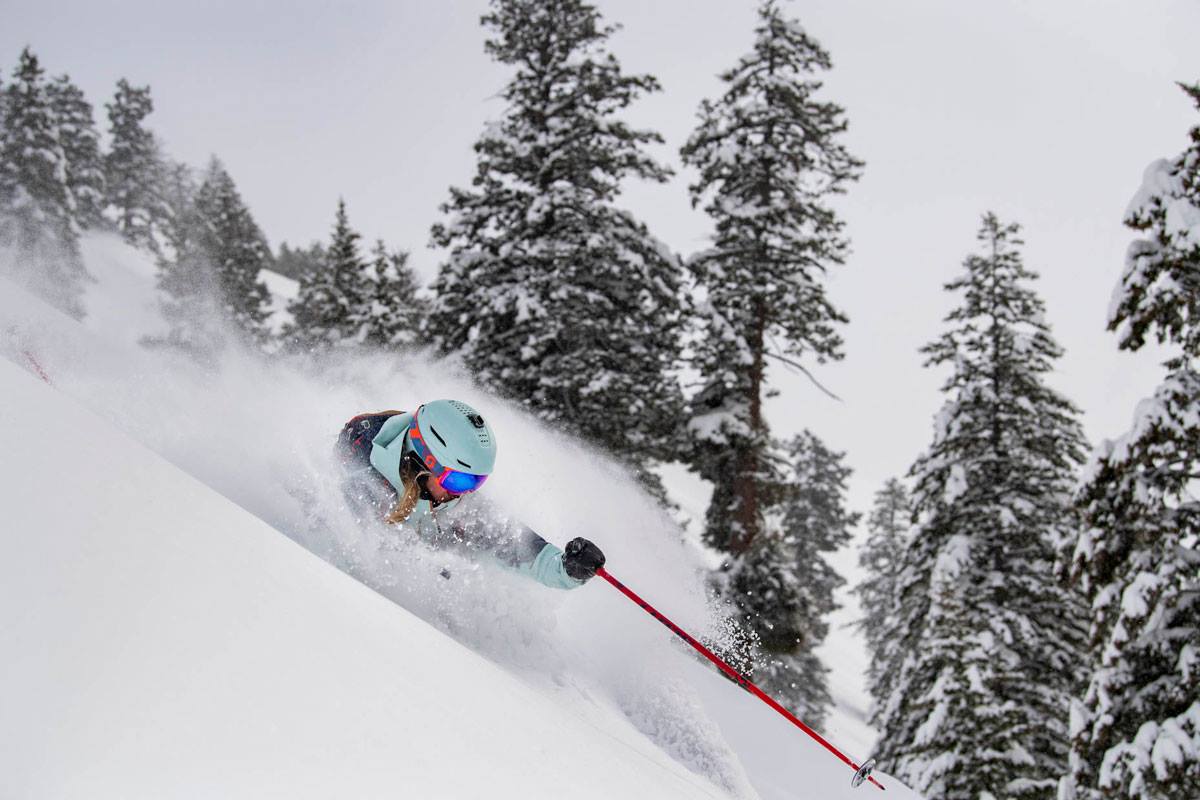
[
  {"left": 443, "top": 509, "right": 583, "bottom": 591},
  {"left": 507, "top": 529, "right": 584, "bottom": 591}
]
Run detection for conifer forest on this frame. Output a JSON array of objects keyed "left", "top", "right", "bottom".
[{"left": 1, "top": 1, "right": 1197, "bottom": 798}]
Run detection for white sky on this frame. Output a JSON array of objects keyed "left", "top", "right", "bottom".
[{"left": 7, "top": 0, "right": 1200, "bottom": 520}]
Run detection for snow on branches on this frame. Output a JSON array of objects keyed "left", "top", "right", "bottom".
[
  {"left": 1065, "top": 83, "right": 1200, "bottom": 800},
  {"left": 877, "top": 214, "right": 1088, "bottom": 800},
  {"left": 427, "top": 0, "right": 685, "bottom": 480}
]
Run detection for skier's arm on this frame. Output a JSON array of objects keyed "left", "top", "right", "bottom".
[
  {"left": 506, "top": 529, "right": 605, "bottom": 589},
  {"left": 510, "top": 530, "right": 583, "bottom": 590},
  {"left": 450, "top": 513, "right": 604, "bottom": 590}
]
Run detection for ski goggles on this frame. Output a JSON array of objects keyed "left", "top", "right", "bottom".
[{"left": 407, "top": 416, "right": 489, "bottom": 495}]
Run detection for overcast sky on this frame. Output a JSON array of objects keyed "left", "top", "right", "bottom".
[{"left": 7, "top": 0, "right": 1200, "bottom": 520}]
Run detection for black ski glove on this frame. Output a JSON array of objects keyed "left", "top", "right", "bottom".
[{"left": 562, "top": 537, "right": 605, "bottom": 582}]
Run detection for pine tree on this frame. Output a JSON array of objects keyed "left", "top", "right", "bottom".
[
  {"left": 286, "top": 198, "right": 371, "bottom": 349},
  {"left": 104, "top": 78, "right": 168, "bottom": 250},
  {"left": 275, "top": 240, "right": 326, "bottom": 281},
  {"left": 875, "top": 214, "right": 1089, "bottom": 800},
  {"left": 357, "top": 239, "right": 422, "bottom": 348},
  {"left": 153, "top": 163, "right": 219, "bottom": 357},
  {"left": 853, "top": 478, "right": 911, "bottom": 728},
  {"left": 1063, "top": 83, "right": 1200, "bottom": 800},
  {"left": 680, "top": 0, "right": 862, "bottom": 561},
  {"left": 679, "top": 1, "right": 861, "bottom": 711},
  {"left": 730, "top": 430, "right": 857, "bottom": 726},
  {"left": 0, "top": 47, "right": 87, "bottom": 318},
  {"left": 156, "top": 158, "right": 272, "bottom": 351},
  {"left": 157, "top": 159, "right": 196, "bottom": 254},
  {"left": 47, "top": 74, "right": 105, "bottom": 229},
  {"left": 427, "top": 0, "right": 686, "bottom": 480},
  {"left": 194, "top": 159, "right": 272, "bottom": 342}
]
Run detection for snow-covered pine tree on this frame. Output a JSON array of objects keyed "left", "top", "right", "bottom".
[
  {"left": 153, "top": 163, "right": 221, "bottom": 357},
  {"left": 286, "top": 198, "right": 370, "bottom": 349},
  {"left": 357, "top": 240, "right": 422, "bottom": 349},
  {"left": 1063, "top": 82, "right": 1200, "bottom": 800},
  {"left": 104, "top": 78, "right": 168, "bottom": 251},
  {"left": 194, "top": 158, "right": 272, "bottom": 342},
  {"left": 47, "top": 74, "right": 105, "bottom": 229},
  {"left": 679, "top": 0, "right": 860, "bottom": 705},
  {"left": 875, "top": 214, "right": 1089, "bottom": 800},
  {"left": 427, "top": 0, "right": 686, "bottom": 481},
  {"left": 853, "top": 478, "right": 911, "bottom": 728},
  {"left": 156, "top": 158, "right": 271, "bottom": 352},
  {"left": 730, "top": 430, "right": 857, "bottom": 727},
  {"left": 275, "top": 241, "right": 326, "bottom": 281},
  {"left": 0, "top": 47, "right": 88, "bottom": 318},
  {"left": 680, "top": 0, "right": 861, "bottom": 561},
  {"left": 157, "top": 159, "right": 196, "bottom": 251}
]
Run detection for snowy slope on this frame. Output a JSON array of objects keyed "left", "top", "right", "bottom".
[
  {"left": 0, "top": 232, "right": 920, "bottom": 799},
  {"left": 0, "top": 359, "right": 726, "bottom": 799}
]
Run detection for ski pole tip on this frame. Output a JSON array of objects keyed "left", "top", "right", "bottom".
[{"left": 851, "top": 758, "right": 879, "bottom": 789}]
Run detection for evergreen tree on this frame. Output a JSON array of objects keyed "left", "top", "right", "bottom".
[
  {"left": 104, "top": 78, "right": 168, "bottom": 250},
  {"left": 427, "top": 0, "right": 686, "bottom": 482},
  {"left": 0, "top": 47, "right": 87, "bottom": 318},
  {"left": 679, "top": 1, "right": 861, "bottom": 709},
  {"left": 194, "top": 159, "right": 272, "bottom": 341},
  {"left": 853, "top": 478, "right": 911, "bottom": 728},
  {"left": 357, "top": 239, "right": 422, "bottom": 348},
  {"left": 286, "top": 198, "right": 371, "bottom": 348},
  {"left": 156, "top": 158, "right": 272, "bottom": 351},
  {"left": 157, "top": 159, "right": 197, "bottom": 253},
  {"left": 730, "top": 430, "right": 856, "bottom": 726},
  {"left": 47, "top": 74, "right": 104, "bottom": 228},
  {"left": 680, "top": 0, "right": 861, "bottom": 560},
  {"left": 153, "top": 163, "right": 219, "bottom": 356},
  {"left": 1064, "top": 83, "right": 1200, "bottom": 800},
  {"left": 876, "top": 214, "right": 1089, "bottom": 800},
  {"left": 274, "top": 240, "right": 326, "bottom": 281}
]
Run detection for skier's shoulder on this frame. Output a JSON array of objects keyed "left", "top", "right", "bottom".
[
  {"left": 338, "top": 410, "right": 409, "bottom": 468},
  {"left": 343, "top": 409, "right": 406, "bottom": 431},
  {"left": 340, "top": 409, "right": 409, "bottom": 446},
  {"left": 370, "top": 411, "right": 413, "bottom": 448}
]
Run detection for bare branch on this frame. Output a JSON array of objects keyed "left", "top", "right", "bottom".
[{"left": 764, "top": 350, "right": 842, "bottom": 402}]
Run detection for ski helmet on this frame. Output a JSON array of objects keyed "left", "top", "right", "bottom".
[{"left": 407, "top": 399, "right": 497, "bottom": 492}]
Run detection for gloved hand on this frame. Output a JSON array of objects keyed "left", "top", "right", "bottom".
[{"left": 562, "top": 537, "right": 605, "bottom": 582}]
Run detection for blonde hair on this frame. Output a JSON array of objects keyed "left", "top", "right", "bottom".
[{"left": 384, "top": 458, "right": 428, "bottom": 525}]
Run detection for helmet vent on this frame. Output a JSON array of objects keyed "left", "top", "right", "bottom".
[
  {"left": 428, "top": 424, "right": 448, "bottom": 447},
  {"left": 457, "top": 459, "right": 473, "bottom": 469}
]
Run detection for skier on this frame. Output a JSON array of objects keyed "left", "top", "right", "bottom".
[{"left": 337, "top": 399, "right": 606, "bottom": 589}]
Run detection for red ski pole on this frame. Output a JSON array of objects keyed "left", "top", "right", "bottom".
[{"left": 595, "top": 567, "right": 885, "bottom": 791}]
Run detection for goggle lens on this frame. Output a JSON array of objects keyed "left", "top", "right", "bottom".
[{"left": 438, "top": 470, "right": 488, "bottom": 495}]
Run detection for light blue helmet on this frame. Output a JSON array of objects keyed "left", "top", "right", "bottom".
[{"left": 410, "top": 399, "right": 497, "bottom": 479}]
